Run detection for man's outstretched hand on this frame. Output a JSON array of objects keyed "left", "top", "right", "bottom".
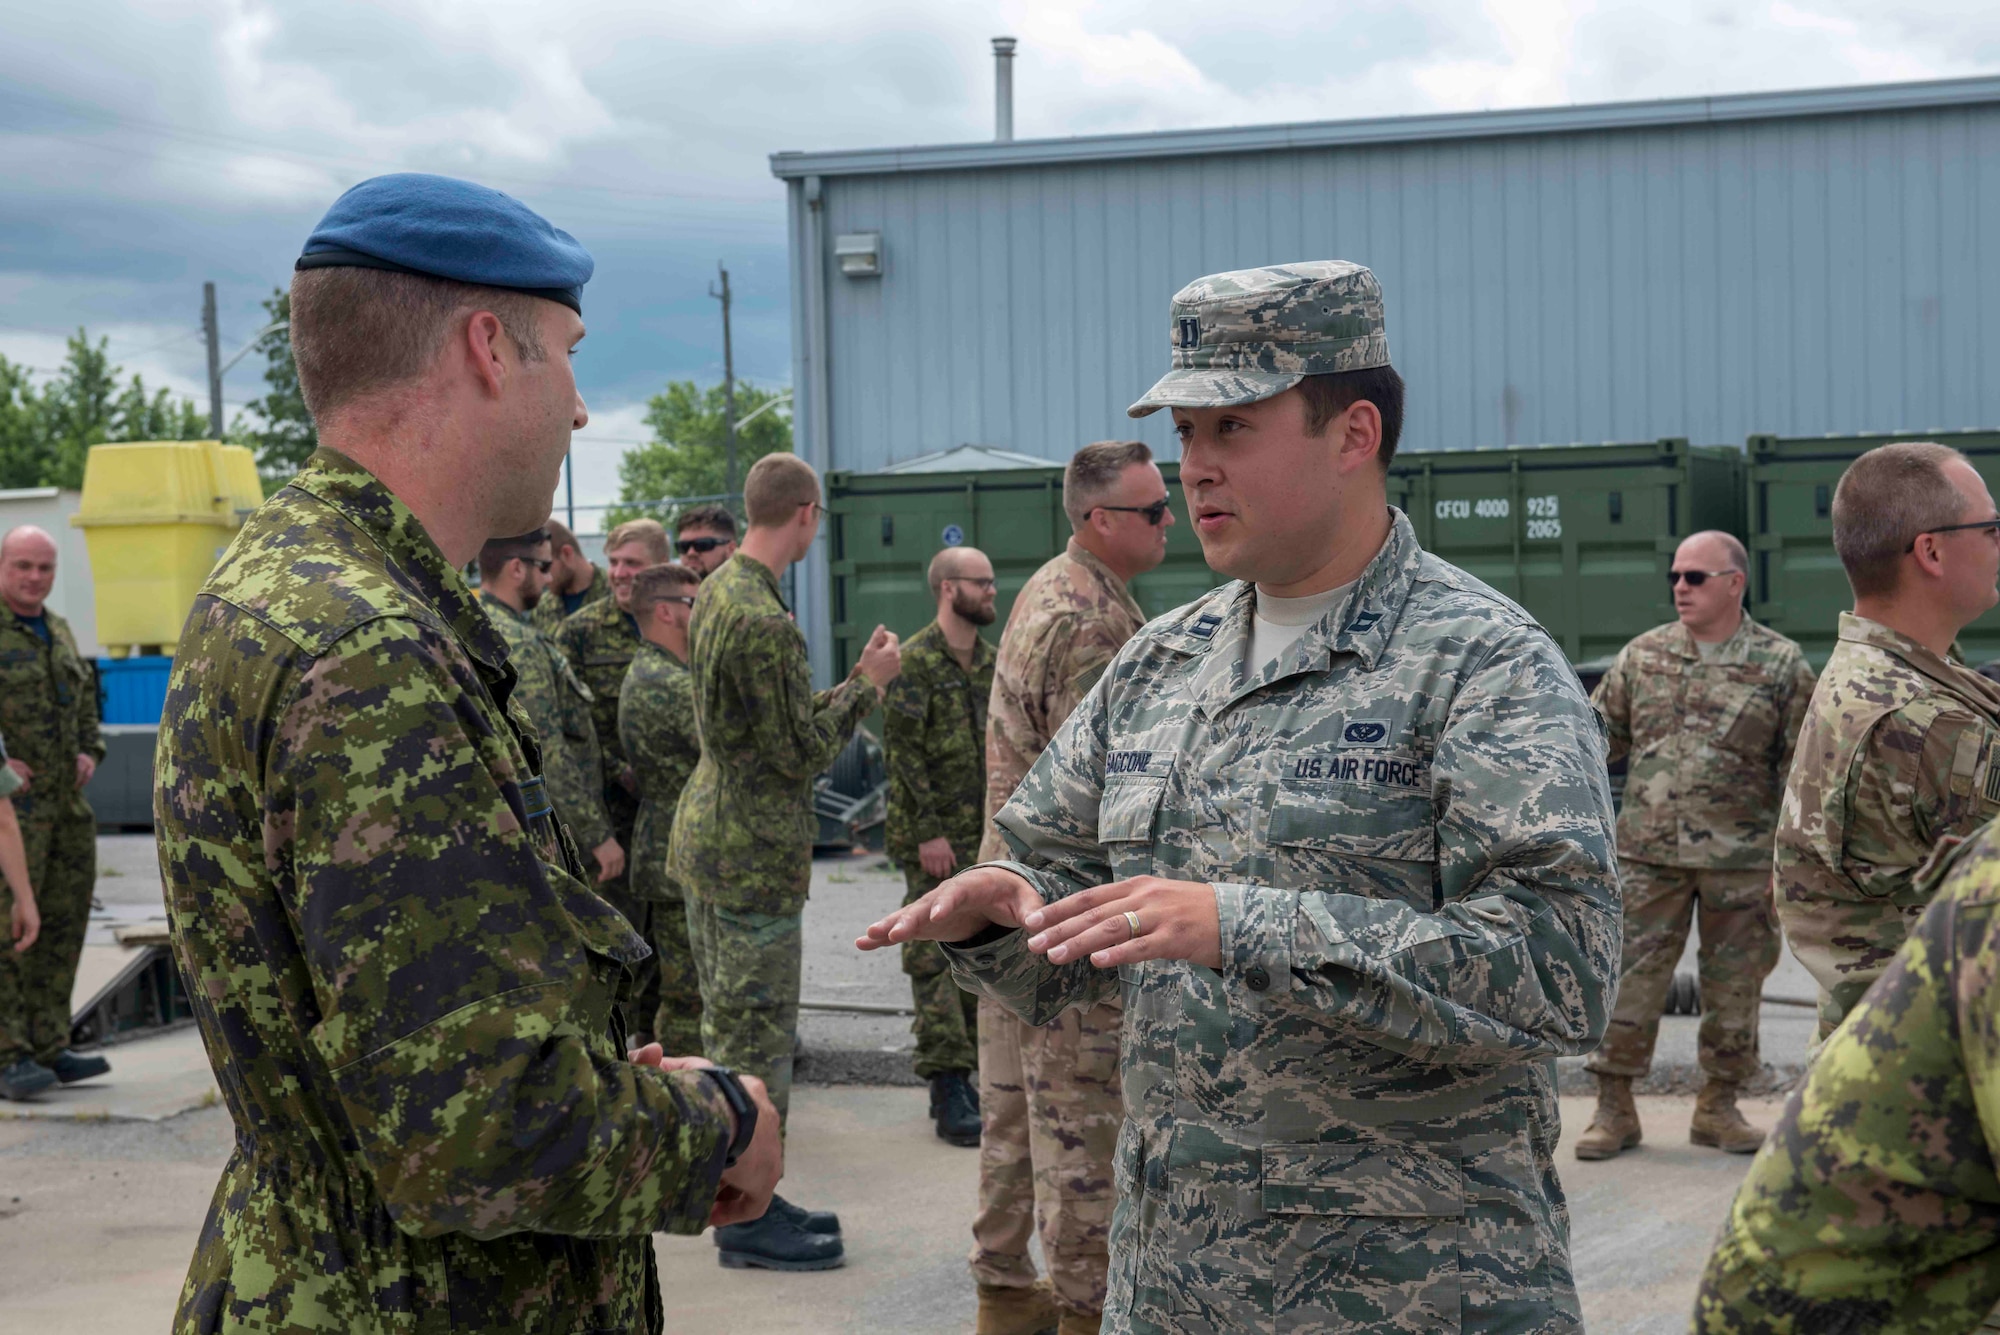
[{"left": 856, "top": 865, "right": 1045, "bottom": 952}]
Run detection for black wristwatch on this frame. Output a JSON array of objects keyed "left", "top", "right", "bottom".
[{"left": 701, "top": 1067, "right": 758, "bottom": 1168}]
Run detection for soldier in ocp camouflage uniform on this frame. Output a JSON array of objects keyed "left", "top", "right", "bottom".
[
  {"left": 1694, "top": 823, "right": 2000, "bottom": 1335},
  {"left": 1773, "top": 440, "right": 2000, "bottom": 1043},
  {"left": 865, "top": 262, "right": 1621, "bottom": 1334},
  {"left": 1578, "top": 530, "right": 1814, "bottom": 1160},
  {"left": 154, "top": 174, "right": 780, "bottom": 1335},
  {"left": 618, "top": 562, "right": 705, "bottom": 1057},
  {"left": 882, "top": 544, "right": 998, "bottom": 1148},
  {"left": 0, "top": 524, "right": 108, "bottom": 1097},
  {"left": 477, "top": 530, "right": 621, "bottom": 882},
  {"left": 669, "top": 450, "right": 902, "bottom": 1271}
]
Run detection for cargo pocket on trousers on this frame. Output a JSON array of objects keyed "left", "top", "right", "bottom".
[{"left": 1263, "top": 1141, "right": 1465, "bottom": 1334}]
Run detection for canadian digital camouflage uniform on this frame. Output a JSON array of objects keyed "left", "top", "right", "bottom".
[
  {"left": 156, "top": 450, "right": 733, "bottom": 1335},
  {"left": 882, "top": 618, "right": 995, "bottom": 1080},
  {"left": 532, "top": 561, "right": 609, "bottom": 639},
  {"left": 0, "top": 601, "right": 102, "bottom": 1069},
  {"left": 1774, "top": 611, "right": 2000, "bottom": 1040},
  {"left": 948, "top": 511, "right": 1622, "bottom": 1334},
  {"left": 618, "top": 639, "right": 704, "bottom": 1056},
  {"left": 1586, "top": 617, "right": 1813, "bottom": 1085},
  {"left": 971, "top": 537, "right": 1145, "bottom": 1316},
  {"left": 667, "top": 552, "right": 877, "bottom": 1123},
  {"left": 0, "top": 730, "right": 28, "bottom": 1067},
  {"left": 1695, "top": 824, "right": 2000, "bottom": 1335},
  {"left": 555, "top": 594, "right": 652, "bottom": 1029},
  {"left": 480, "top": 592, "right": 613, "bottom": 855}
]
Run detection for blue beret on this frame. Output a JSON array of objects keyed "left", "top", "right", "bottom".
[{"left": 296, "top": 173, "right": 593, "bottom": 314}]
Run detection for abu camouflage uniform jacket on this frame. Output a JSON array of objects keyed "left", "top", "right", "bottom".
[
  {"left": 667, "top": 553, "right": 877, "bottom": 914},
  {"left": 555, "top": 593, "right": 643, "bottom": 835},
  {"left": 157, "top": 450, "right": 732, "bottom": 1335},
  {"left": 1591, "top": 616, "right": 1815, "bottom": 868},
  {"left": 618, "top": 640, "right": 700, "bottom": 903},
  {"left": 945, "top": 511, "right": 1621, "bottom": 1335},
  {"left": 1695, "top": 824, "right": 2000, "bottom": 1334},
  {"left": 481, "top": 592, "right": 614, "bottom": 853},
  {"left": 532, "top": 562, "right": 610, "bottom": 639},
  {"left": 883, "top": 618, "right": 996, "bottom": 867},
  {"left": 1774, "top": 611, "right": 2000, "bottom": 1032},
  {"left": 978, "top": 538, "right": 1145, "bottom": 862},
  {"left": 0, "top": 603, "right": 103, "bottom": 825}
]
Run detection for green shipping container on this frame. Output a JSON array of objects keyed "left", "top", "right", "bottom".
[
  {"left": 1749, "top": 429, "right": 2000, "bottom": 666},
  {"left": 826, "top": 454, "right": 1219, "bottom": 672},
  {"left": 1386, "top": 439, "right": 1746, "bottom": 667}
]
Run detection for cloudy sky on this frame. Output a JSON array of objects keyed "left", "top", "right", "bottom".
[{"left": 3, "top": 0, "right": 1996, "bottom": 527}]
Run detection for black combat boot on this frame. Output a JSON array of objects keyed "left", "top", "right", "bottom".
[
  {"left": 48, "top": 1050, "right": 111, "bottom": 1084},
  {"left": 930, "top": 1070, "right": 982, "bottom": 1147},
  {"left": 767, "top": 1193, "right": 840, "bottom": 1235},
  {"left": 0, "top": 1057, "right": 57, "bottom": 1101},
  {"left": 714, "top": 1205, "right": 846, "bottom": 1271}
]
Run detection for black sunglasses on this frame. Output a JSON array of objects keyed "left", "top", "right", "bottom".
[
  {"left": 520, "top": 556, "right": 553, "bottom": 574},
  {"left": 677, "top": 536, "right": 729, "bottom": 555},
  {"left": 1667, "top": 568, "right": 1737, "bottom": 588},
  {"left": 1907, "top": 519, "right": 2000, "bottom": 552},
  {"left": 1097, "top": 497, "right": 1172, "bottom": 526}
]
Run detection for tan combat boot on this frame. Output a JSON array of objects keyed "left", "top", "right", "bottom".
[
  {"left": 1689, "top": 1080, "right": 1766, "bottom": 1153},
  {"left": 1573, "top": 1074, "right": 1643, "bottom": 1160},
  {"left": 976, "top": 1280, "right": 1060, "bottom": 1335},
  {"left": 1057, "top": 1311, "right": 1103, "bottom": 1335}
]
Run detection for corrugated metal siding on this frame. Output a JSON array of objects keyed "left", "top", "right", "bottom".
[{"left": 803, "top": 101, "right": 2000, "bottom": 474}]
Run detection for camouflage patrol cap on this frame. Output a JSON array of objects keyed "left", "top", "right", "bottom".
[{"left": 1127, "top": 261, "right": 1390, "bottom": 418}]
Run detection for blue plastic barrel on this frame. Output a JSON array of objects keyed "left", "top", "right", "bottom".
[{"left": 97, "top": 655, "right": 173, "bottom": 725}]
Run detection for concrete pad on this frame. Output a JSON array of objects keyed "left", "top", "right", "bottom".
[{"left": 0, "top": 1026, "right": 216, "bottom": 1122}]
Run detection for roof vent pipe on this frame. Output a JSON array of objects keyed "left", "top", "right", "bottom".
[{"left": 992, "top": 37, "right": 1016, "bottom": 142}]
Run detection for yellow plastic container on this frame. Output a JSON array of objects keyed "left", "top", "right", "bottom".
[{"left": 70, "top": 440, "right": 264, "bottom": 655}]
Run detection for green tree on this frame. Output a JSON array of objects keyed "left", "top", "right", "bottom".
[
  {"left": 0, "top": 356, "right": 42, "bottom": 489},
  {"left": 608, "top": 380, "right": 791, "bottom": 528},
  {"left": 0, "top": 332, "right": 207, "bottom": 489},
  {"left": 231, "top": 288, "right": 314, "bottom": 483}
]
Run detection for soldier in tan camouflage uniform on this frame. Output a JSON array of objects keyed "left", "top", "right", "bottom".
[
  {"left": 1776, "top": 440, "right": 2000, "bottom": 1044},
  {"left": 530, "top": 517, "right": 610, "bottom": 638},
  {"left": 477, "top": 530, "right": 624, "bottom": 889},
  {"left": 963, "top": 441, "right": 1173, "bottom": 1335},
  {"left": 558, "top": 517, "right": 669, "bottom": 1042},
  {"left": 1578, "top": 531, "right": 1814, "bottom": 1161},
  {"left": 618, "top": 561, "right": 705, "bottom": 1057},
  {"left": 882, "top": 544, "right": 998, "bottom": 1149},
  {"left": 865, "top": 262, "right": 1621, "bottom": 1335}
]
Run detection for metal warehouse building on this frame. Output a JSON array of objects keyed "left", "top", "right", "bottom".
[{"left": 771, "top": 74, "right": 2000, "bottom": 681}]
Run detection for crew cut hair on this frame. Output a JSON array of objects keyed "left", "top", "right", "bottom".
[
  {"left": 1833, "top": 441, "right": 1972, "bottom": 597},
  {"left": 675, "top": 503, "right": 738, "bottom": 540},
  {"left": 1296, "top": 365, "right": 1407, "bottom": 467},
  {"left": 743, "top": 453, "right": 821, "bottom": 527},
  {"left": 544, "top": 518, "right": 581, "bottom": 556},
  {"left": 1063, "top": 440, "right": 1154, "bottom": 531},
  {"left": 290, "top": 267, "right": 549, "bottom": 421},
  {"left": 927, "top": 545, "right": 984, "bottom": 597},
  {"left": 477, "top": 530, "right": 549, "bottom": 583},
  {"left": 605, "top": 517, "right": 671, "bottom": 563},
  {"left": 630, "top": 561, "right": 700, "bottom": 611}
]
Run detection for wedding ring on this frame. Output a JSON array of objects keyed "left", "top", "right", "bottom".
[{"left": 1123, "top": 910, "right": 1143, "bottom": 938}]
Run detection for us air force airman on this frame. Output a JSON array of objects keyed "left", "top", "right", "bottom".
[
  {"left": 1578, "top": 531, "right": 1813, "bottom": 1160},
  {"left": 154, "top": 173, "right": 779, "bottom": 1335},
  {"left": 880, "top": 544, "right": 997, "bottom": 1149},
  {"left": 862, "top": 261, "right": 1621, "bottom": 1334},
  {"left": 1774, "top": 440, "right": 2000, "bottom": 1042}
]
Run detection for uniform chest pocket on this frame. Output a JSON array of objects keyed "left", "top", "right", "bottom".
[
  {"left": 1712, "top": 677, "right": 1779, "bottom": 755},
  {"left": 1099, "top": 779, "right": 1166, "bottom": 878},
  {"left": 1269, "top": 781, "right": 1437, "bottom": 906}
]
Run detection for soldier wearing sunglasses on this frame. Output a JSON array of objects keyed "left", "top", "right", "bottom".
[
  {"left": 1770, "top": 441, "right": 2000, "bottom": 1045},
  {"left": 1578, "top": 531, "right": 1814, "bottom": 1163},
  {"left": 674, "top": 504, "right": 739, "bottom": 580}
]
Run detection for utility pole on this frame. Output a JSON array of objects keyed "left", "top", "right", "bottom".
[
  {"left": 202, "top": 282, "right": 224, "bottom": 439},
  {"left": 709, "top": 263, "right": 737, "bottom": 493}
]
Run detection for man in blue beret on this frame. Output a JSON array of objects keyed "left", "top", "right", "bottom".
[{"left": 154, "top": 173, "right": 781, "bottom": 1335}]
